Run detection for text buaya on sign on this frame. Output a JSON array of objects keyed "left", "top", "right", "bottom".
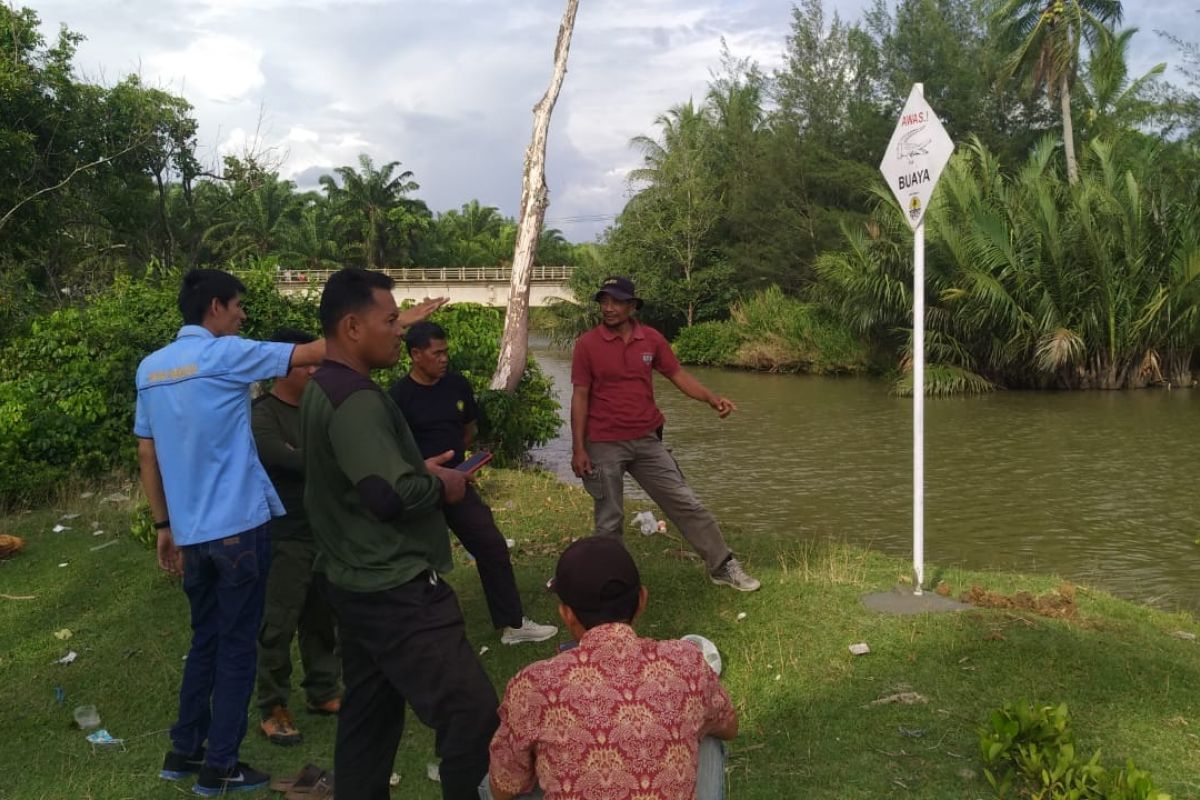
[{"left": 879, "top": 85, "right": 954, "bottom": 230}]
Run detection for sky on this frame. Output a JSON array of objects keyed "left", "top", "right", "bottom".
[{"left": 30, "top": 0, "right": 1200, "bottom": 242}]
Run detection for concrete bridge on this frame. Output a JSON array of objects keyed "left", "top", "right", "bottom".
[{"left": 276, "top": 265, "right": 576, "bottom": 307}]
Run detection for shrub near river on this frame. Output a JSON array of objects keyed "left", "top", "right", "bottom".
[{"left": 0, "top": 261, "right": 559, "bottom": 505}]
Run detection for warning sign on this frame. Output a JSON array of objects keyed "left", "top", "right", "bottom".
[{"left": 880, "top": 85, "right": 954, "bottom": 230}]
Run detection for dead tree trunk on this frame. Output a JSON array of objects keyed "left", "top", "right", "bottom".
[{"left": 491, "top": 0, "right": 580, "bottom": 393}]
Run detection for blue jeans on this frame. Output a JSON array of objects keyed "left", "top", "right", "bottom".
[
  {"left": 170, "top": 524, "right": 271, "bottom": 771},
  {"left": 478, "top": 737, "right": 727, "bottom": 799}
]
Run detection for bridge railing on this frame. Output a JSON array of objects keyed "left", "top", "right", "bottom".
[{"left": 275, "top": 265, "right": 574, "bottom": 286}]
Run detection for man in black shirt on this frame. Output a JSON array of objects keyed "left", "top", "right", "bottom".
[{"left": 389, "top": 322, "right": 556, "bottom": 645}]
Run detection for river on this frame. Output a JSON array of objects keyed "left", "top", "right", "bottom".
[{"left": 530, "top": 345, "right": 1199, "bottom": 613}]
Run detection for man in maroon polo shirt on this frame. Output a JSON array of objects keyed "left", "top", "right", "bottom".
[{"left": 570, "top": 276, "right": 760, "bottom": 592}]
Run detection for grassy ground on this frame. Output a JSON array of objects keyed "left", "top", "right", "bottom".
[{"left": 1, "top": 469, "right": 1198, "bottom": 799}]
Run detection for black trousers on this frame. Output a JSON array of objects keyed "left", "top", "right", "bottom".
[
  {"left": 443, "top": 485, "right": 523, "bottom": 629},
  {"left": 327, "top": 574, "right": 499, "bottom": 800}
]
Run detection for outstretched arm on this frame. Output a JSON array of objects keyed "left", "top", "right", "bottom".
[{"left": 667, "top": 368, "right": 736, "bottom": 418}]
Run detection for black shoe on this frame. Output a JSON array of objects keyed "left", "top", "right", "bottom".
[
  {"left": 160, "top": 747, "right": 205, "bottom": 780},
  {"left": 192, "top": 761, "right": 269, "bottom": 796}
]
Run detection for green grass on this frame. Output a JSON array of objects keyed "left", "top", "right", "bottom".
[{"left": 2, "top": 470, "right": 1198, "bottom": 799}]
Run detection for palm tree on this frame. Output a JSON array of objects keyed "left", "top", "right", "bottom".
[
  {"left": 319, "top": 154, "right": 419, "bottom": 269},
  {"left": 1077, "top": 27, "right": 1166, "bottom": 141},
  {"left": 993, "top": 0, "right": 1123, "bottom": 184},
  {"left": 202, "top": 176, "right": 301, "bottom": 260}
]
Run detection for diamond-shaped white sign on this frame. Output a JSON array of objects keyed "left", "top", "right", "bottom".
[{"left": 880, "top": 85, "right": 955, "bottom": 230}]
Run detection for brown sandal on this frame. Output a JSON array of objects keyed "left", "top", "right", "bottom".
[
  {"left": 286, "top": 772, "right": 333, "bottom": 799},
  {"left": 269, "top": 763, "right": 326, "bottom": 793}
]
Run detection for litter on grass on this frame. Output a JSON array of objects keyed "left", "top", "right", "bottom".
[
  {"left": 79, "top": 492, "right": 95, "bottom": 499},
  {"left": 52, "top": 524, "right": 70, "bottom": 533},
  {"left": 426, "top": 763, "right": 440, "bottom": 782},
  {"left": 389, "top": 773, "right": 401, "bottom": 787},
  {"left": 74, "top": 704, "right": 100, "bottom": 729},
  {"left": 736, "top": 612, "right": 747, "bottom": 622},
  {"left": 56, "top": 651, "right": 78, "bottom": 665},
  {"left": 90, "top": 539, "right": 118, "bottom": 552},
  {"left": 58, "top": 562, "right": 69, "bottom": 568},
  {"left": 866, "top": 691, "right": 928, "bottom": 707},
  {"left": 91, "top": 530, "right": 107, "bottom": 537},
  {"left": 849, "top": 642, "right": 871, "bottom": 656},
  {"left": 631, "top": 511, "right": 658, "bottom": 536},
  {"left": 53, "top": 628, "right": 73, "bottom": 640},
  {"left": 86, "top": 729, "right": 125, "bottom": 748},
  {"left": 60, "top": 513, "right": 81, "bottom": 521},
  {"left": 479, "top": 646, "right": 489, "bottom": 656}
]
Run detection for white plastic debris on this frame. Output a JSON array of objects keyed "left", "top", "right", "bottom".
[
  {"left": 631, "top": 511, "right": 658, "bottom": 536},
  {"left": 736, "top": 612, "right": 747, "bottom": 622},
  {"left": 60, "top": 513, "right": 81, "bottom": 521},
  {"left": 58, "top": 562, "right": 69, "bottom": 568},
  {"left": 52, "top": 524, "right": 70, "bottom": 533},
  {"left": 101, "top": 493, "right": 128, "bottom": 503},
  {"left": 426, "top": 762, "right": 440, "bottom": 783},
  {"left": 90, "top": 539, "right": 118, "bottom": 552},
  {"left": 849, "top": 642, "right": 871, "bottom": 656},
  {"left": 505, "top": 538, "right": 515, "bottom": 549},
  {"left": 389, "top": 772, "right": 401, "bottom": 787},
  {"left": 774, "top": 674, "right": 781, "bottom": 681},
  {"left": 479, "top": 646, "right": 490, "bottom": 656},
  {"left": 680, "top": 635, "right": 722, "bottom": 676},
  {"left": 92, "top": 529, "right": 107, "bottom": 536},
  {"left": 56, "top": 651, "right": 78, "bottom": 665}
]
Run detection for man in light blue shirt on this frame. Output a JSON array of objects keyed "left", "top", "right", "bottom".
[{"left": 136, "top": 268, "right": 325, "bottom": 796}]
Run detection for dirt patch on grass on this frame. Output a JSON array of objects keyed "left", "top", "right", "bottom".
[{"left": 959, "top": 582, "right": 1078, "bottom": 620}]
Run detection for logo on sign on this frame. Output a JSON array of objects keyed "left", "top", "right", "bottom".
[{"left": 908, "top": 196, "right": 922, "bottom": 222}]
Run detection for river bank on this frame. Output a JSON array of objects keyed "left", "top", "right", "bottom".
[
  {"left": 531, "top": 344, "right": 1200, "bottom": 616},
  {"left": 1, "top": 469, "right": 1197, "bottom": 798}
]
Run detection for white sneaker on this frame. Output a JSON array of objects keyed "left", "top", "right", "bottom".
[
  {"left": 501, "top": 617, "right": 559, "bottom": 645},
  {"left": 710, "top": 558, "right": 761, "bottom": 592}
]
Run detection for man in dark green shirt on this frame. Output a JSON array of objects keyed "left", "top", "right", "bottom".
[
  {"left": 300, "top": 269, "right": 497, "bottom": 800},
  {"left": 252, "top": 329, "right": 340, "bottom": 747}
]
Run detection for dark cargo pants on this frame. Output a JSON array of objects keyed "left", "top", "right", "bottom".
[
  {"left": 583, "top": 435, "right": 733, "bottom": 573},
  {"left": 327, "top": 573, "right": 499, "bottom": 800},
  {"left": 255, "top": 536, "right": 340, "bottom": 713}
]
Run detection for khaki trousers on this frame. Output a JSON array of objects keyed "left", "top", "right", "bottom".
[{"left": 583, "top": 435, "right": 732, "bottom": 573}]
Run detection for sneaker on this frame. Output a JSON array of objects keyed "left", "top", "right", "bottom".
[
  {"left": 306, "top": 696, "right": 341, "bottom": 716},
  {"left": 710, "top": 558, "right": 761, "bottom": 592},
  {"left": 260, "top": 705, "right": 302, "bottom": 745},
  {"left": 160, "top": 747, "right": 205, "bottom": 780},
  {"left": 192, "top": 761, "right": 270, "bottom": 796},
  {"left": 501, "top": 617, "right": 559, "bottom": 645}
]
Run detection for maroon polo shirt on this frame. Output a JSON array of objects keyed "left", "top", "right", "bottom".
[{"left": 571, "top": 321, "right": 681, "bottom": 442}]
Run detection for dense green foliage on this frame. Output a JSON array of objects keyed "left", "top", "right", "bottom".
[
  {"left": 0, "top": 264, "right": 558, "bottom": 504},
  {"left": 980, "top": 701, "right": 1169, "bottom": 799},
  {"left": 0, "top": 6, "right": 582, "bottom": 338},
  {"left": 673, "top": 287, "right": 869, "bottom": 373},
  {"left": 583, "top": 0, "right": 1200, "bottom": 391},
  {"left": 817, "top": 137, "right": 1200, "bottom": 393}
]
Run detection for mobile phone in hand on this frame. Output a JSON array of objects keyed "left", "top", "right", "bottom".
[{"left": 456, "top": 451, "right": 493, "bottom": 475}]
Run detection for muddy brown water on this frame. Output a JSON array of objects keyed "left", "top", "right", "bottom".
[{"left": 530, "top": 345, "right": 1199, "bottom": 613}]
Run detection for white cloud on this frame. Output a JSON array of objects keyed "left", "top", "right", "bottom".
[
  {"left": 287, "top": 126, "right": 320, "bottom": 143},
  {"left": 147, "top": 34, "right": 265, "bottom": 103}
]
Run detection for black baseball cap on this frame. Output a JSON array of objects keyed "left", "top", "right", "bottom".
[
  {"left": 593, "top": 276, "right": 644, "bottom": 309},
  {"left": 551, "top": 537, "right": 642, "bottom": 616}
]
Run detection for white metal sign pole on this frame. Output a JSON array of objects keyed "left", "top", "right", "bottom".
[
  {"left": 879, "top": 81, "right": 953, "bottom": 598},
  {"left": 912, "top": 220, "right": 925, "bottom": 595}
]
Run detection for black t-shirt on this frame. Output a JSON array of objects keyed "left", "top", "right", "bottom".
[{"left": 388, "top": 372, "right": 478, "bottom": 466}]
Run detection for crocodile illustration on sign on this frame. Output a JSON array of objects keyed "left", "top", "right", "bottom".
[{"left": 897, "top": 126, "right": 931, "bottom": 163}]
